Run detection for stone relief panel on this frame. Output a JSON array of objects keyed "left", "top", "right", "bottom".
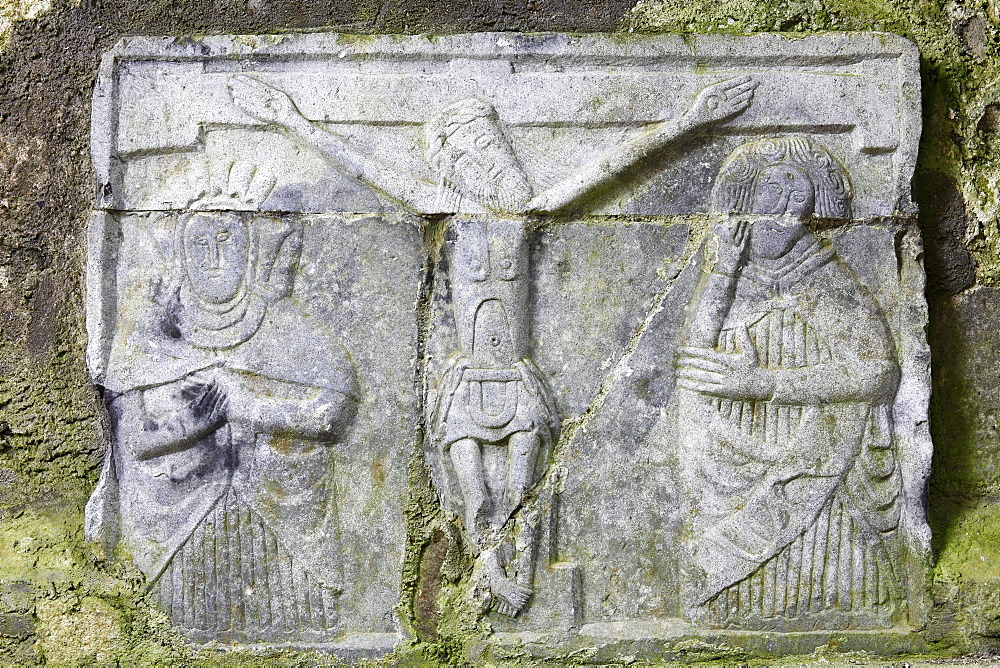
[
  {"left": 87, "top": 31, "right": 930, "bottom": 657},
  {"left": 556, "top": 191, "right": 929, "bottom": 649}
]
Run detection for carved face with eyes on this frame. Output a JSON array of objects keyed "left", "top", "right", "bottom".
[
  {"left": 749, "top": 165, "right": 815, "bottom": 260},
  {"left": 182, "top": 212, "right": 250, "bottom": 304},
  {"left": 444, "top": 116, "right": 532, "bottom": 211}
]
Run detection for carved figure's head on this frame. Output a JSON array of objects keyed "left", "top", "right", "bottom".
[
  {"left": 181, "top": 212, "right": 250, "bottom": 304},
  {"left": 712, "top": 138, "right": 852, "bottom": 260},
  {"left": 426, "top": 98, "right": 532, "bottom": 212}
]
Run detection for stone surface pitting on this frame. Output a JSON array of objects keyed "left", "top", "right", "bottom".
[{"left": 86, "top": 31, "right": 930, "bottom": 655}]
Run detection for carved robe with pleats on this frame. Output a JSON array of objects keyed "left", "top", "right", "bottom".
[
  {"left": 679, "top": 234, "right": 904, "bottom": 630},
  {"left": 86, "top": 216, "right": 357, "bottom": 643}
]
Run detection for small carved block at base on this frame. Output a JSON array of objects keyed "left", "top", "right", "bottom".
[{"left": 86, "top": 31, "right": 928, "bottom": 657}]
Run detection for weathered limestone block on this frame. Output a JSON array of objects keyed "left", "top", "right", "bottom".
[{"left": 85, "top": 31, "right": 930, "bottom": 658}]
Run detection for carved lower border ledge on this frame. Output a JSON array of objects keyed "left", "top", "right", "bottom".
[
  {"left": 194, "top": 632, "right": 404, "bottom": 660},
  {"left": 487, "top": 624, "right": 928, "bottom": 663}
]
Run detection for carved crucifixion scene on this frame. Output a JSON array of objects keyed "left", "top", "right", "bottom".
[{"left": 87, "top": 32, "right": 930, "bottom": 656}]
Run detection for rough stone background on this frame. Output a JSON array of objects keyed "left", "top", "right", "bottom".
[{"left": 0, "top": 0, "right": 999, "bottom": 664}]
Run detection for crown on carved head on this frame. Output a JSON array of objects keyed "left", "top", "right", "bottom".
[{"left": 186, "top": 160, "right": 277, "bottom": 211}]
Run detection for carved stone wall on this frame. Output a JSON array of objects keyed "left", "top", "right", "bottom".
[{"left": 76, "top": 32, "right": 932, "bottom": 660}]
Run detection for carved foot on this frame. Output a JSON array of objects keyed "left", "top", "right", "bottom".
[
  {"left": 483, "top": 548, "right": 532, "bottom": 617},
  {"left": 490, "top": 579, "right": 532, "bottom": 617}
]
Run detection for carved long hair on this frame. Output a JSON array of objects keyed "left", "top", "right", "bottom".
[{"left": 712, "top": 137, "right": 852, "bottom": 218}]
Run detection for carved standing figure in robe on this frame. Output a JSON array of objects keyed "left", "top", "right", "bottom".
[
  {"left": 675, "top": 138, "right": 904, "bottom": 629},
  {"left": 86, "top": 163, "right": 358, "bottom": 643}
]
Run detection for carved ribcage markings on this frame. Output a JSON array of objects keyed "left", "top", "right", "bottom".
[
  {"left": 712, "top": 307, "right": 831, "bottom": 443},
  {"left": 151, "top": 488, "right": 338, "bottom": 642}
]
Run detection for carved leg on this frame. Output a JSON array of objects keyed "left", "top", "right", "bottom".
[
  {"left": 506, "top": 430, "right": 540, "bottom": 514},
  {"left": 511, "top": 504, "right": 542, "bottom": 590},
  {"left": 449, "top": 437, "right": 492, "bottom": 548}
]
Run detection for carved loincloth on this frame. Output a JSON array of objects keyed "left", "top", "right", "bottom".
[{"left": 434, "top": 359, "right": 558, "bottom": 449}]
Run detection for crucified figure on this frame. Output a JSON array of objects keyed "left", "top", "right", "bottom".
[
  {"left": 228, "top": 74, "right": 758, "bottom": 214},
  {"left": 228, "top": 73, "right": 757, "bottom": 617}
]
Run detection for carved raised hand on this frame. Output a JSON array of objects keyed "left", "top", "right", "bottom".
[
  {"left": 681, "top": 75, "right": 758, "bottom": 131},
  {"left": 228, "top": 75, "right": 439, "bottom": 211},
  {"left": 677, "top": 325, "right": 775, "bottom": 401},
  {"left": 526, "top": 75, "right": 758, "bottom": 212},
  {"left": 706, "top": 218, "right": 751, "bottom": 276},
  {"left": 229, "top": 75, "right": 306, "bottom": 128}
]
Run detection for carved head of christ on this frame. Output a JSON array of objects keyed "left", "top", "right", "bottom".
[{"left": 427, "top": 99, "right": 533, "bottom": 212}]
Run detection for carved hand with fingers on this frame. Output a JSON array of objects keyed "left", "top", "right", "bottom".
[
  {"left": 181, "top": 373, "right": 229, "bottom": 434},
  {"left": 708, "top": 218, "right": 751, "bottom": 276},
  {"left": 228, "top": 74, "right": 305, "bottom": 127},
  {"left": 682, "top": 75, "right": 759, "bottom": 131},
  {"left": 676, "top": 325, "right": 775, "bottom": 401}
]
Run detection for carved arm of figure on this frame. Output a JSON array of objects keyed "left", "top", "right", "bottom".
[
  {"left": 771, "top": 359, "right": 898, "bottom": 404},
  {"left": 677, "top": 220, "right": 900, "bottom": 405},
  {"left": 217, "top": 369, "right": 356, "bottom": 444},
  {"left": 677, "top": 301, "right": 900, "bottom": 406},
  {"left": 526, "top": 76, "right": 759, "bottom": 212},
  {"left": 228, "top": 75, "right": 438, "bottom": 209},
  {"left": 110, "top": 375, "right": 228, "bottom": 461},
  {"left": 678, "top": 337, "right": 898, "bottom": 405},
  {"left": 682, "top": 219, "right": 751, "bottom": 349}
]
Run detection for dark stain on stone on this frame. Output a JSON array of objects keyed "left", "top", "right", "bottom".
[
  {"left": 413, "top": 527, "right": 449, "bottom": 641},
  {"left": 927, "top": 289, "right": 1000, "bottom": 555},
  {"left": 26, "top": 271, "right": 57, "bottom": 358},
  {"left": 914, "top": 168, "right": 976, "bottom": 296},
  {"left": 979, "top": 103, "right": 1000, "bottom": 135},
  {"left": 372, "top": 455, "right": 386, "bottom": 485}
]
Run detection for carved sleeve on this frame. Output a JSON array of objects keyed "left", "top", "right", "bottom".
[
  {"left": 768, "top": 263, "right": 900, "bottom": 406},
  {"left": 110, "top": 381, "right": 224, "bottom": 461},
  {"left": 227, "top": 375, "right": 357, "bottom": 443},
  {"left": 293, "top": 120, "right": 439, "bottom": 211},
  {"left": 770, "top": 359, "right": 898, "bottom": 405},
  {"left": 682, "top": 268, "right": 741, "bottom": 349}
]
